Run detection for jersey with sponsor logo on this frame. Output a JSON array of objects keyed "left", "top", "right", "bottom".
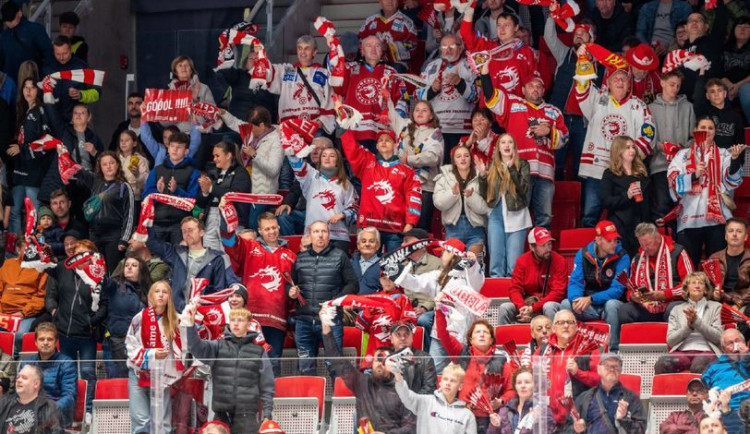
[
  {"left": 416, "top": 57, "right": 478, "bottom": 135},
  {"left": 268, "top": 62, "right": 335, "bottom": 134},
  {"left": 358, "top": 12, "right": 418, "bottom": 67}
]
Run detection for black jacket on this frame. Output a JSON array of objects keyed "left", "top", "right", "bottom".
[
  {"left": 599, "top": 169, "right": 651, "bottom": 258},
  {"left": 682, "top": 0, "right": 730, "bottom": 100},
  {"left": 0, "top": 393, "right": 64, "bottom": 434},
  {"left": 404, "top": 348, "right": 437, "bottom": 395},
  {"left": 13, "top": 105, "right": 53, "bottom": 188},
  {"left": 103, "top": 278, "right": 145, "bottom": 338},
  {"left": 213, "top": 66, "right": 279, "bottom": 122},
  {"left": 72, "top": 170, "right": 135, "bottom": 246},
  {"left": 571, "top": 382, "right": 647, "bottom": 434},
  {"left": 291, "top": 244, "right": 358, "bottom": 320},
  {"left": 588, "top": 4, "right": 634, "bottom": 52},
  {"left": 196, "top": 161, "right": 252, "bottom": 225},
  {"left": 44, "top": 264, "right": 108, "bottom": 339}
]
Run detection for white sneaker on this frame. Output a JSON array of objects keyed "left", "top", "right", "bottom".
[{"left": 84, "top": 412, "right": 92, "bottom": 427}]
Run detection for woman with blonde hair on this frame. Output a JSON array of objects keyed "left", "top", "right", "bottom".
[
  {"left": 126, "top": 281, "right": 184, "bottom": 433},
  {"left": 477, "top": 133, "right": 531, "bottom": 277},
  {"left": 657, "top": 271, "right": 722, "bottom": 374},
  {"left": 599, "top": 135, "right": 651, "bottom": 256}
]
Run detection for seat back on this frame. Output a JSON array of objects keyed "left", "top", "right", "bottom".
[
  {"left": 21, "top": 332, "right": 36, "bottom": 352},
  {"left": 480, "top": 278, "right": 512, "bottom": 300},
  {"left": 94, "top": 378, "right": 129, "bottom": 400},
  {"left": 0, "top": 331, "right": 13, "bottom": 356},
  {"left": 330, "top": 378, "right": 356, "bottom": 434},
  {"left": 495, "top": 324, "right": 532, "bottom": 348},
  {"left": 619, "top": 322, "right": 669, "bottom": 399},
  {"left": 619, "top": 373, "right": 641, "bottom": 397},
  {"left": 482, "top": 298, "right": 508, "bottom": 327},
  {"left": 74, "top": 379, "right": 87, "bottom": 424},
  {"left": 413, "top": 326, "right": 425, "bottom": 351},
  {"left": 273, "top": 376, "right": 326, "bottom": 433},
  {"left": 333, "top": 377, "right": 354, "bottom": 397},
  {"left": 280, "top": 235, "right": 303, "bottom": 253},
  {"left": 274, "top": 376, "right": 326, "bottom": 417},
  {"left": 343, "top": 326, "right": 363, "bottom": 358},
  {"left": 648, "top": 373, "right": 701, "bottom": 434}
]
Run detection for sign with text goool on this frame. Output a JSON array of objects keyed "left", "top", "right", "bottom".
[{"left": 142, "top": 89, "right": 192, "bottom": 123}]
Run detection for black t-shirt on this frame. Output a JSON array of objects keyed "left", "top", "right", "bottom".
[
  {"left": 2, "top": 399, "right": 37, "bottom": 434},
  {"left": 724, "top": 252, "right": 744, "bottom": 292}
]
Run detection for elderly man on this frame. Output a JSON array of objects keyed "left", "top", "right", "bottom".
[
  {"left": 352, "top": 227, "right": 382, "bottom": 295},
  {"left": 497, "top": 227, "right": 567, "bottom": 324},
  {"left": 401, "top": 228, "right": 441, "bottom": 349},
  {"left": 417, "top": 33, "right": 478, "bottom": 158},
  {"left": 619, "top": 222, "right": 693, "bottom": 325},
  {"left": 561, "top": 220, "right": 630, "bottom": 351},
  {"left": 710, "top": 218, "right": 750, "bottom": 310},
  {"left": 571, "top": 353, "right": 646, "bottom": 434},
  {"left": 660, "top": 378, "right": 707, "bottom": 434},
  {"left": 575, "top": 49, "right": 655, "bottom": 227},
  {"left": 358, "top": 0, "right": 417, "bottom": 72},
  {"left": 0, "top": 364, "right": 64, "bottom": 433},
  {"left": 520, "top": 315, "right": 552, "bottom": 365},
  {"left": 266, "top": 35, "right": 335, "bottom": 134},
  {"left": 702, "top": 329, "right": 750, "bottom": 433}
]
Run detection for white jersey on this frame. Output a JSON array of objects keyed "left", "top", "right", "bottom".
[
  {"left": 268, "top": 62, "right": 335, "bottom": 134},
  {"left": 416, "top": 57, "right": 478, "bottom": 134}
]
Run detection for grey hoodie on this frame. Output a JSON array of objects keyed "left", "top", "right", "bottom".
[
  {"left": 648, "top": 94, "right": 696, "bottom": 174},
  {"left": 395, "top": 379, "right": 477, "bottom": 434}
]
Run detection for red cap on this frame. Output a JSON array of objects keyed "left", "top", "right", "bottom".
[
  {"left": 527, "top": 227, "right": 555, "bottom": 245},
  {"left": 377, "top": 129, "right": 397, "bottom": 143},
  {"left": 258, "top": 419, "right": 285, "bottom": 434},
  {"left": 595, "top": 220, "right": 621, "bottom": 241},
  {"left": 625, "top": 43, "right": 659, "bottom": 71},
  {"left": 430, "top": 238, "right": 466, "bottom": 257},
  {"left": 522, "top": 70, "right": 544, "bottom": 87}
]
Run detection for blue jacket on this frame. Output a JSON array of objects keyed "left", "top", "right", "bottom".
[
  {"left": 146, "top": 230, "right": 237, "bottom": 311},
  {"left": 142, "top": 157, "right": 201, "bottom": 201},
  {"left": 0, "top": 17, "right": 54, "bottom": 81},
  {"left": 351, "top": 252, "right": 382, "bottom": 296},
  {"left": 636, "top": 0, "right": 692, "bottom": 44},
  {"left": 567, "top": 241, "right": 630, "bottom": 306},
  {"left": 21, "top": 352, "right": 77, "bottom": 421},
  {"left": 140, "top": 122, "right": 201, "bottom": 167},
  {"left": 702, "top": 355, "right": 750, "bottom": 409}
]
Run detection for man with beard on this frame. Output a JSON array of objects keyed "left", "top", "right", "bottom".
[
  {"left": 389, "top": 321, "right": 437, "bottom": 394},
  {"left": 659, "top": 378, "right": 707, "bottom": 433},
  {"left": 109, "top": 92, "right": 147, "bottom": 152},
  {"left": 481, "top": 62, "right": 568, "bottom": 228},
  {"left": 320, "top": 305, "right": 416, "bottom": 433},
  {"left": 417, "top": 33, "right": 478, "bottom": 160},
  {"left": 497, "top": 227, "right": 567, "bottom": 324},
  {"left": 587, "top": 0, "right": 634, "bottom": 52}
]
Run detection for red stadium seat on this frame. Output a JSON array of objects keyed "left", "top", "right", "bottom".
[
  {"left": 21, "top": 332, "right": 36, "bottom": 352},
  {"left": 280, "top": 235, "right": 303, "bottom": 253},
  {"left": 559, "top": 228, "right": 596, "bottom": 274},
  {"left": 74, "top": 379, "right": 87, "bottom": 427},
  {"left": 619, "top": 373, "right": 641, "bottom": 396},
  {"left": 649, "top": 373, "right": 703, "bottom": 431},
  {"left": 94, "top": 378, "right": 128, "bottom": 400},
  {"left": 275, "top": 376, "right": 326, "bottom": 418},
  {"left": 619, "top": 322, "right": 669, "bottom": 399},
  {"left": 735, "top": 180, "right": 750, "bottom": 231},
  {"left": 0, "top": 332, "right": 13, "bottom": 356},
  {"left": 652, "top": 373, "right": 702, "bottom": 396},
  {"left": 619, "top": 322, "right": 668, "bottom": 345},
  {"left": 333, "top": 377, "right": 354, "bottom": 397},
  {"left": 343, "top": 326, "right": 363, "bottom": 358},
  {"left": 550, "top": 181, "right": 582, "bottom": 240},
  {"left": 494, "top": 324, "right": 532, "bottom": 347},
  {"left": 480, "top": 278, "right": 513, "bottom": 299},
  {"left": 413, "top": 326, "right": 425, "bottom": 351}
]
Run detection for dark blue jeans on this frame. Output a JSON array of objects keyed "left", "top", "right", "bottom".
[
  {"left": 380, "top": 231, "right": 404, "bottom": 254},
  {"left": 58, "top": 334, "right": 97, "bottom": 412},
  {"left": 294, "top": 317, "right": 343, "bottom": 377},
  {"left": 102, "top": 336, "right": 128, "bottom": 379},
  {"left": 261, "top": 326, "right": 286, "bottom": 377},
  {"left": 278, "top": 209, "right": 306, "bottom": 236},
  {"left": 554, "top": 114, "right": 586, "bottom": 180}
]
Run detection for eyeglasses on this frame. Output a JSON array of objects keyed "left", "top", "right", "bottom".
[
  {"left": 601, "top": 364, "right": 622, "bottom": 372},
  {"left": 554, "top": 320, "right": 577, "bottom": 326},
  {"left": 440, "top": 44, "right": 459, "bottom": 50}
]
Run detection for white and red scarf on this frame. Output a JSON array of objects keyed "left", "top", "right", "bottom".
[
  {"left": 633, "top": 236, "right": 674, "bottom": 313},
  {"left": 64, "top": 251, "right": 107, "bottom": 312},
  {"left": 56, "top": 143, "right": 82, "bottom": 185},
  {"left": 30, "top": 134, "right": 63, "bottom": 153},
  {"left": 39, "top": 69, "right": 106, "bottom": 104},
  {"left": 133, "top": 194, "right": 198, "bottom": 242},
  {"left": 686, "top": 133, "right": 724, "bottom": 224},
  {"left": 218, "top": 193, "right": 283, "bottom": 233},
  {"left": 20, "top": 198, "right": 56, "bottom": 272},
  {"left": 138, "top": 306, "right": 185, "bottom": 387}
]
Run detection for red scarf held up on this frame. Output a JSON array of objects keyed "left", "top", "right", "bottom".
[{"left": 139, "top": 306, "right": 185, "bottom": 387}]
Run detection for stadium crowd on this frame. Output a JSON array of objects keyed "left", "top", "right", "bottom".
[{"left": 0, "top": 0, "right": 748, "bottom": 432}]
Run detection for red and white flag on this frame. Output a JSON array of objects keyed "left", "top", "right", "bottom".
[
  {"left": 142, "top": 89, "right": 192, "bottom": 123},
  {"left": 30, "top": 134, "right": 63, "bottom": 153}
]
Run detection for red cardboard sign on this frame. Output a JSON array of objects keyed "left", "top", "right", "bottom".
[{"left": 142, "top": 89, "right": 192, "bottom": 123}]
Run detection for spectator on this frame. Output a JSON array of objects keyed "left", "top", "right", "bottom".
[
  {"left": 710, "top": 218, "right": 750, "bottom": 310},
  {"left": 143, "top": 217, "right": 229, "bottom": 311},
  {"left": 139, "top": 122, "right": 201, "bottom": 168},
  {"left": 587, "top": 0, "right": 634, "bottom": 52},
  {"left": 330, "top": 35, "right": 407, "bottom": 150},
  {"left": 196, "top": 141, "right": 252, "bottom": 252},
  {"left": 400, "top": 228, "right": 441, "bottom": 349},
  {"left": 219, "top": 106, "right": 283, "bottom": 230},
  {"left": 58, "top": 11, "right": 87, "bottom": 63},
  {"left": 702, "top": 328, "right": 750, "bottom": 432},
  {"left": 70, "top": 150, "right": 135, "bottom": 273},
  {"left": 20, "top": 322, "right": 77, "bottom": 428},
  {"left": 168, "top": 55, "right": 214, "bottom": 106},
  {"left": 125, "top": 281, "right": 183, "bottom": 434},
  {"left": 487, "top": 367, "right": 556, "bottom": 434},
  {"left": 435, "top": 309, "right": 513, "bottom": 433},
  {"left": 0, "top": 238, "right": 47, "bottom": 353},
  {"left": 392, "top": 362, "right": 477, "bottom": 434},
  {"left": 459, "top": 107, "right": 499, "bottom": 166},
  {"left": 703, "top": 0, "right": 748, "bottom": 37},
  {"left": 116, "top": 130, "right": 149, "bottom": 199},
  {"left": 339, "top": 126, "right": 421, "bottom": 253},
  {"left": 221, "top": 211, "right": 296, "bottom": 376},
  {"left": 8, "top": 77, "right": 52, "bottom": 235},
  {"left": 423, "top": 7, "right": 465, "bottom": 60},
  {"left": 461, "top": 7, "right": 536, "bottom": 97},
  {"left": 648, "top": 69, "right": 695, "bottom": 221},
  {"left": 319, "top": 307, "right": 417, "bottom": 432},
  {"left": 576, "top": 51, "right": 655, "bottom": 227},
  {"left": 46, "top": 189, "right": 87, "bottom": 258},
  {"left": 109, "top": 92, "right": 144, "bottom": 151},
  {"left": 699, "top": 416, "right": 730, "bottom": 434},
  {"left": 351, "top": 227, "right": 382, "bottom": 296},
  {"left": 599, "top": 136, "right": 652, "bottom": 257},
  {"left": 0, "top": 2, "right": 54, "bottom": 81},
  {"left": 359, "top": 0, "right": 418, "bottom": 72},
  {"left": 417, "top": 33, "right": 479, "bottom": 157},
  {"left": 266, "top": 35, "right": 335, "bottom": 135},
  {"left": 562, "top": 220, "right": 630, "bottom": 351},
  {"left": 389, "top": 320, "right": 437, "bottom": 394},
  {"left": 101, "top": 254, "right": 150, "bottom": 379},
  {"left": 44, "top": 36, "right": 99, "bottom": 121},
  {"left": 395, "top": 239, "right": 485, "bottom": 373},
  {"left": 671, "top": 20, "right": 689, "bottom": 50},
  {"left": 722, "top": 17, "right": 750, "bottom": 124},
  {"left": 544, "top": 18, "right": 601, "bottom": 181},
  {"left": 474, "top": 0, "right": 524, "bottom": 42},
  {"left": 288, "top": 220, "right": 358, "bottom": 376},
  {"left": 636, "top": 0, "right": 692, "bottom": 49},
  {"left": 214, "top": 48, "right": 278, "bottom": 123},
  {"left": 660, "top": 377, "right": 707, "bottom": 434},
  {"left": 497, "top": 227, "right": 567, "bottom": 324},
  {"left": 570, "top": 353, "right": 647, "bottom": 433},
  {"left": 0, "top": 365, "right": 63, "bottom": 434},
  {"left": 276, "top": 137, "right": 326, "bottom": 236},
  {"left": 477, "top": 133, "right": 530, "bottom": 278},
  {"left": 44, "top": 239, "right": 106, "bottom": 416},
  {"left": 116, "top": 239, "right": 170, "bottom": 284},
  {"left": 626, "top": 44, "right": 663, "bottom": 105},
  {"left": 667, "top": 117, "right": 744, "bottom": 266},
  {"left": 519, "top": 315, "right": 552, "bottom": 365},
  {"left": 185, "top": 306, "right": 274, "bottom": 434},
  {"left": 481, "top": 63, "right": 567, "bottom": 230},
  {"left": 681, "top": 7, "right": 730, "bottom": 100},
  {"left": 658, "top": 272, "right": 722, "bottom": 373},
  {"left": 142, "top": 131, "right": 200, "bottom": 244},
  {"left": 534, "top": 310, "right": 602, "bottom": 427},
  {"left": 694, "top": 78, "right": 746, "bottom": 150},
  {"left": 389, "top": 100, "right": 444, "bottom": 231},
  {"left": 287, "top": 142, "right": 357, "bottom": 252},
  {"left": 434, "top": 144, "right": 489, "bottom": 257}
]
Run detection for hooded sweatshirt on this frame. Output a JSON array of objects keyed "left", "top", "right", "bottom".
[
  {"left": 648, "top": 94, "right": 696, "bottom": 174},
  {"left": 395, "top": 380, "right": 477, "bottom": 434}
]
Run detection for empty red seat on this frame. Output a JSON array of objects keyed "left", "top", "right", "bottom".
[
  {"left": 74, "top": 379, "right": 87, "bottom": 425},
  {"left": 280, "top": 235, "right": 303, "bottom": 253},
  {"left": 620, "top": 323, "right": 668, "bottom": 345},
  {"left": 494, "top": 324, "right": 532, "bottom": 346},
  {"left": 413, "top": 327, "right": 425, "bottom": 351},
  {"left": 0, "top": 332, "right": 13, "bottom": 356},
  {"left": 652, "top": 373, "right": 701, "bottom": 396},
  {"left": 480, "top": 278, "right": 512, "bottom": 298},
  {"left": 550, "top": 181, "right": 582, "bottom": 239},
  {"left": 94, "top": 378, "right": 128, "bottom": 400},
  {"left": 275, "top": 376, "right": 326, "bottom": 418},
  {"left": 620, "top": 373, "right": 642, "bottom": 396},
  {"left": 333, "top": 377, "right": 354, "bottom": 397},
  {"left": 343, "top": 327, "right": 363, "bottom": 358}
]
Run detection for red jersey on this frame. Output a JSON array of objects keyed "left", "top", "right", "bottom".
[
  {"left": 222, "top": 236, "right": 296, "bottom": 331},
  {"left": 341, "top": 130, "right": 422, "bottom": 233},
  {"left": 356, "top": 289, "right": 416, "bottom": 369},
  {"left": 632, "top": 70, "right": 662, "bottom": 105},
  {"left": 358, "top": 11, "right": 418, "bottom": 68}
]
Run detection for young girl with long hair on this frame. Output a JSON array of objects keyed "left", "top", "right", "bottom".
[
  {"left": 477, "top": 133, "right": 531, "bottom": 277},
  {"left": 116, "top": 130, "right": 149, "bottom": 198}
]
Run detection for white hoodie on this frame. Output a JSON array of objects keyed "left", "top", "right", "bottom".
[{"left": 395, "top": 379, "right": 477, "bottom": 434}]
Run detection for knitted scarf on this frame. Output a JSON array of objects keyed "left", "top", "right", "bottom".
[
  {"left": 139, "top": 306, "right": 185, "bottom": 387},
  {"left": 633, "top": 236, "right": 674, "bottom": 313}
]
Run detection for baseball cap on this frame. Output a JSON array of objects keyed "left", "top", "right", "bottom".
[
  {"left": 522, "top": 70, "right": 544, "bottom": 87},
  {"left": 687, "top": 378, "right": 707, "bottom": 391},
  {"left": 599, "top": 353, "right": 622, "bottom": 365},
  {"left": 528, "top": 227, "right": 554, "bottom": 245},
  {"left": 403, "top": 227, "right": 430, "bottom": 241},
  {"left": 377, "top": 129, "right": 397, "bottom": 144},
  {"left": 391, "top": 321, "right": 415, "bottom": 334},
  {"left": 595, "top": 220, "right": 621, "bottom": 241}
]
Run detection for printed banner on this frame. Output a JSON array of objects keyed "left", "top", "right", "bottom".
[
  {"left": 142, "top": 89, "right": 192, "bottom": 123},
  {"left": 443, "top": 286, "right": 490, "bottom": 317},
  {"left": 0, "top": 314, "right": 21, "bottom": 333}
]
